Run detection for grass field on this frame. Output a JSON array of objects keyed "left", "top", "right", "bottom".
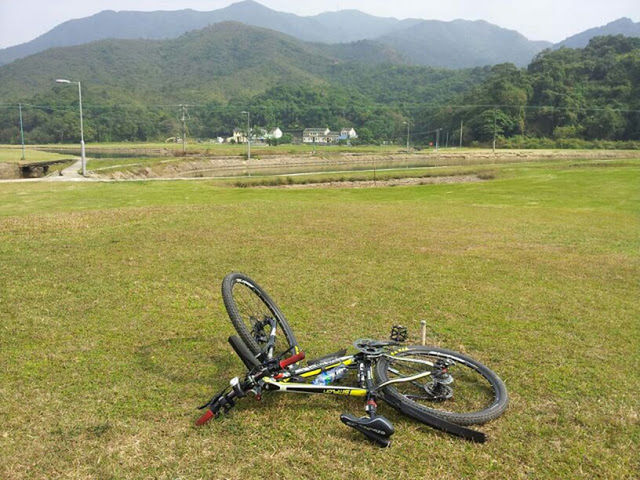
[
  {"left": 0, "top": 147, "right": 74, "bottom": 164},
  {"left": 1, "top": 159, "right": 638, "bottom": 479},
  {"left": 30, "top": 142, "right": 406, "bottom": 157}
]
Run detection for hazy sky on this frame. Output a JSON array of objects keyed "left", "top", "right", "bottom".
[{"left": 1, "top": 0, "right": 639, "bottom": 49}]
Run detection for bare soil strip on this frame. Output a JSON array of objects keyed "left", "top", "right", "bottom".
[
  {"left": 254, "top": 175, "right": 484, "bottom": 189},
  {"left": 104, "top": 149, "right": 639, "bottom": 180}
]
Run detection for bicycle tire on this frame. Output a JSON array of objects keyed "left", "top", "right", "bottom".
[
  {"left": 228, "top": 335, "right": 260, "bottom": 370},
  {"left": 222, "top": 272, "right": 299, "bottom": 359},
  {"left": 376, "top": 345, "right": 508, "bottom": 426}
]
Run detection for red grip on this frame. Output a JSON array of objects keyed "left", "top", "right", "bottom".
[
  {"left": 279, "top": 351, "right": 305, "bottom": 369},
  {"left": 195, "top": 409, "right": 215, "bottom": 426}
]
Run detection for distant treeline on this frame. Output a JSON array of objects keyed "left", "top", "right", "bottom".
[{"left": 0, "top": 36, "right": 639, "bottom": 146}]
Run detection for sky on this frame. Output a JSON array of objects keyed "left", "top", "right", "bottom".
[{"left": 0, "top": 0, "right": 639, "bottom": 49}]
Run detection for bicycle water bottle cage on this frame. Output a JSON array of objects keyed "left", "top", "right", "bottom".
[{"left": 390, "top": 325, "right": 408, "bottom": 342}]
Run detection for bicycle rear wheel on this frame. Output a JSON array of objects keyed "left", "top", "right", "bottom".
[
  {"left": 222, "top": 272, "right": 299, "bottom": 360},
  {"left": 375, "top": 345, "right": 508, "bottom": 426}
]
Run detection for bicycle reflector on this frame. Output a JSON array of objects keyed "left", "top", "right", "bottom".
[{"left": 390, "top": 325, "right": 408, "bottom": 342}]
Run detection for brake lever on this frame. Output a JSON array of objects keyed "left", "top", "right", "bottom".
[{"left": 197, "top": 386, "right": 230, "bottom": 410}]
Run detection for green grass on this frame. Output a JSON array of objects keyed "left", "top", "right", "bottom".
[
  {"left": 0, "top": 147, "right": 73, "bottom": 163},
  {"left": 27, "top": 142, "right": 406, "bottom": 156},
  {"left": 1, "top": 160, "right": 639, "bottom": 479}
]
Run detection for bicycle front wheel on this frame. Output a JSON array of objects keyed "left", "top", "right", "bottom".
[
  {"left": 376, "top": 345, "right": 508, "bottom": 426},
  {"left": 221, "top": 272, "right": 298, "bottom": 359}
]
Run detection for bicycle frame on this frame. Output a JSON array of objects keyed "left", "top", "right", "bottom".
[
  {"left": 261, "top": 352, "right": 436, "bottom": 397},
  {"left": 263, "top": 355, "right": 367, "bottom": 396},
  {"left": 258, "top": 316, "right": 436, "bottom": 398}
]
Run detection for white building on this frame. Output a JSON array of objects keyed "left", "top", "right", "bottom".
[
  {"left": 266, "top": 127, "right": 283, "bottom": 140},
  {"left": 303, "top": 127, "right": 357, "bottom": 144},
  {"left": 303, "top": 128, "right": 330, "bottom": 143},
  {"left": 339, "top": 128, "right": 358, "bottom": 140}
]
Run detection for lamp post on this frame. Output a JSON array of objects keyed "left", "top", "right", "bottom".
[
  {"left": 18, "top": 103, "right": 25, "bottom": 160},
  {"left": 56, "top": 79, "right": 86, "bottom": 176},
  {"left": 241, "top": 110, "right": 251, "bottom": 160}
]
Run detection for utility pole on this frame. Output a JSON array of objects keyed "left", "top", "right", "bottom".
[
  {"left": 241, "top": 111, "right": 251, "bottom": 160},
  {"left": 18, "top": 103, "right": 25, "bottom": 160},
  {"left": 180, "top": 104, "right": 187, "bottom": 154},
  {"left": 435, "top": 128, "right": 441, "bottom": 152},
  {"left": 403, "top": 121, "right": 410, "bottom": 152},
  {"left": 492, "top": 109, "right": 497, "bottom": 153},
  {"left": 77, "top": 82, "right": 85, "bottom": 175},
  {"left": 445, "top": 130, "right": 449, "bottom": 148},
  {"left": 459, "top": 120, "right": 463, "bottom": 148}
]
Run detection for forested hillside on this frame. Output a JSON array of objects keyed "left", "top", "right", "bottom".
[
  {"left": 428, "top": 36, "right": 640, "bottom": 145},
  {"left": 0, "top": 28, "right": 638, "bottom": 145},
  {"left": 0, "top": 23, "right": 488, "bottom": 144}
]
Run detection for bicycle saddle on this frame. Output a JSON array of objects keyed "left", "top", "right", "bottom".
[{"left": 340, "top": 413, "right": 395, "bottom": 447}]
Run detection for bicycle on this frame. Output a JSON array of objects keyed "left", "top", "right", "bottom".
[{"left": 196, "top": 272, "right": 508, "bottom": 446}]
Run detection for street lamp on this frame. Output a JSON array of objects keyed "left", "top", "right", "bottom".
[
  {"left": 241, "top": 110, "right": 251, "bottom": 160},
  {"left": 56, "top": 78, "right": 86, "bottom": 176}
]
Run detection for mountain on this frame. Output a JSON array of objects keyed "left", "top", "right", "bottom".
[
  {"left": 0, "top": 22, "right": 333, "bottom": 104},
  {"left": 379, "top": 20, "right": 551, "bottom": 68},
  {"left": 0, "top": 1, "right": 325, "bottom": 66},
  {"left": 556, "top": 18, "right": 640, "bottom": 49},
  {"left": 0, "top": 22, "right": 479, "bottom": 104},
  {"left": 0, "top": 21, "right": 491, "bottom": 144},
  {"left": 310, "top": 10, "right": 422, "bottom": 42},
  {"left": 0, "top": 0, "right": 549, "bottom": 68}
]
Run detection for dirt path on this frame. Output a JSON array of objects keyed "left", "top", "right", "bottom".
[{"left": 46, "top": 159, "right": 84, "bottom": 181}]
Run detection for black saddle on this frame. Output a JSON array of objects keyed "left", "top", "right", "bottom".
[{"left": 340, "top": 413, "right": 395, "bottom": 447}]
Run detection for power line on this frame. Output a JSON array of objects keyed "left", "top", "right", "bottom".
[{"left": 1, "top": 102, "right": 638, "bottom": 114}]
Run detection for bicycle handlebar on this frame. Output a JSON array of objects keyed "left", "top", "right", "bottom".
[
  {"left": 195, "top": 409, "right": 215, "bottom": 426},
  {"left": 279, "top": 351, "right": 305, "bottom": 369},
  {"left": 196, "top": 350, "right": 306, "bottom": 426}
]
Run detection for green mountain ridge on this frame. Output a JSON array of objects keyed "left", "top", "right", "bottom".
[
  {"left": 0, "top": 22, "right": 475, "bottom": 104},
  {"left": 379, "top": 19, "right": 550, "bottom": 68},
  {"left": 0, "top": 23, "right": 336, "bottom": 104},
  {"left": 556, "top": 17, "right": 640, "bottom": 49},
  {"left": 0, "top": 26, "right": 637, "bottom": 145},
  {"left": 0, "top": 0, "right": 550, "bottom": 68}
]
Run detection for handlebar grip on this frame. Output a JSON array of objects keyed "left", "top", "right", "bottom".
[
  {"left": 195, "top": 409, "right": 215, "bottom": 426},
  {"left": 279, "top": 351, "right": 305, "bottom": 369}
]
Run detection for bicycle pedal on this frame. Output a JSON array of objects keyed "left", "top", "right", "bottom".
[{"left": 340, "top": 413, "right": 394, "bottom": 448}]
